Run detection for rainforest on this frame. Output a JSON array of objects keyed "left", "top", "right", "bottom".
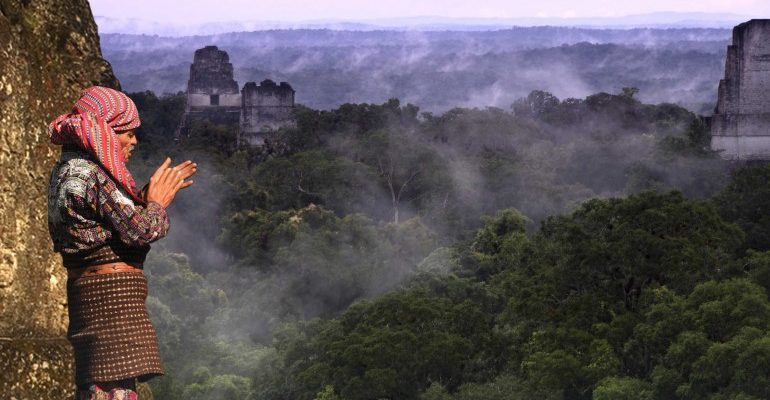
[{"left": 124, "top": 89, "right": 770, "bottom": 400}]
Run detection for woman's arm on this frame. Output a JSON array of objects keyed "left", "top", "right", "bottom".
[
  {"left": 96, "top": 158, "right": 195, "bottom": 246},
  {"left": 96, "top": 172, "right": 170, "bottom": 247}
]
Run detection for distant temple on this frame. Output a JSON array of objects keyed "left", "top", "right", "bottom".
[
  {"left": 710, "top": 20, "right": 770, "bottom": 159},
  {"left": 178, "top": 46, "right": 295, "bottom": 146}
]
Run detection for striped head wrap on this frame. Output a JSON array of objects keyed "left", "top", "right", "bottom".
[{"left": 49, "top": 86, "right": 144, "bottom": 204}]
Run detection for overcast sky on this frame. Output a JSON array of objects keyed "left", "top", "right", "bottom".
[{"left": 90, "top": 0, "right": 767, "bottom": 23}]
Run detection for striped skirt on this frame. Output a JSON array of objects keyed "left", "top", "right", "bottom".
[{"left": 67, "top": 272, "right": 164, "bottom": 386}]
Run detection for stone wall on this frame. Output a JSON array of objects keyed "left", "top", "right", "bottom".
[
  {"left": 0, "top": 0, "right": 120, "bottom": 397},
  {"left": 711, "top": 19, "right": 770, "bottom": 159},
  {"left": 241, "top": 79, "right": 295, "bottom": 108},
  {"left": 240, "top": 79, "right": 295, "bottom": 145},
  {"left": 188, "top": 93, "right": 241, "bottom": 108}
]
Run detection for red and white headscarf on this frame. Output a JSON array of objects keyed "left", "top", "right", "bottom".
[{"left": 49, "top": 86, "right": 144, "bottom": 204}]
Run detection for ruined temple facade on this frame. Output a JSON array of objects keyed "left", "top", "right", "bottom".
[
  {"left": 241, "top": 79, "right": 296, "bottom": 145},
  {"left": 184, "top": 46, "right": 242, "bottom": 126},
  {"left": 179, "top": 46, "right": 295, "bottom": 146},
  {"left": 711, "top": 20, "right": 770, "bottom": 160}
]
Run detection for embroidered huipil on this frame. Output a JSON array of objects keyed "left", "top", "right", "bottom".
[{"left": 48, "top": 149, "right": 169, "bottom": 268}]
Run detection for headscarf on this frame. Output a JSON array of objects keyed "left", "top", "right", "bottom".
[{"left": 48, "top": 86, "right": 144, "bottom": 204}]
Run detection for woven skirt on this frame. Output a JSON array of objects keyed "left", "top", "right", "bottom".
[{"left": 67, "top": 271, "right": 164, "bottom": 386}]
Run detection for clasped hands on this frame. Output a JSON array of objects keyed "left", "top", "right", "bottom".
[{"left": 146, "top": 158, "right": 197, "bottom": 208}]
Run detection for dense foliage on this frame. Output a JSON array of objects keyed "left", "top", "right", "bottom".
[
  {"left": 254, "top": 193, "right": 769, "bottom": 400},
  {"left": 125, "top": 90, "right": 770, "bottom": 399}
]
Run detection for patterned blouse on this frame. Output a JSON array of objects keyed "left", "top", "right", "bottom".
[{"left": 48, "top": 149, "right": 169, "bottom": 268}]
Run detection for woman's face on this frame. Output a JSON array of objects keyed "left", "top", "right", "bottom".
[{"left": 117, "top": 129, "right": 138, "bottom": 160}]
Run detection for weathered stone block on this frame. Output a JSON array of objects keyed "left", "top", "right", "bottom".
[
  {"left": 240, "top": 79, "right": 296, "bottom": 144},
  {"left": 0, "top": 339, "right": 73, "bottom": 398},
  {"left": 187, "top": 45, "right": 239, "bottom": 94},
  {"left": 711, "top": 19, "right": 770, "bottom": 159}
]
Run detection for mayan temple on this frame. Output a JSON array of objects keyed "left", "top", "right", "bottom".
[
  {"left": 178, "top": 45, "right": 296, "bottom": 146},
  {"left": 711, "top": 19, "right": 770, "bottom": 160},
  {"left": 184, "top": 46, "right": 242, "bottom": 125}
]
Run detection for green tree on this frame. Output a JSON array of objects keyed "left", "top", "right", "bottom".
[
  {"left": 181, "top": 374, "right": 252, "bottom": 399},
  {"left": 629, "top": 279, "right": 770, "bottom": 399},
  {"left": 714, "top": 163, "right": 770, "bottom": 250},
  {"left": 592, "top": 377, "right": 653, "bottom": 400},
  {"left": 453, "top": 374, "right": 540, "bottom": 400},
  {"left": 315, "top": 385, "right": 344, "bottom": 400},
  {"left": 511, "top": 90, "right": 560, "bottom": 119},
  {"left": 257, "top": 275, "right": 504, "bottom": 400},
  {"left": 468, "top": 208, "right": 530, "bottom": 279},
  {"left": 532, "top": 191, "right": 743, "bottom": 317},
  {"left": 419, "top": 382, "right": 453, "bottom": 400}
]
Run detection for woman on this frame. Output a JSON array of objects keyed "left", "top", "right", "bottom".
[{"left": 47, "top": 86, "right": 196, "bottom": 399}]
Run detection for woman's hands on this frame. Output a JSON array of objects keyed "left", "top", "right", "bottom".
[{"left": 146, "top": 158, "right": 197, "bottom": 208}]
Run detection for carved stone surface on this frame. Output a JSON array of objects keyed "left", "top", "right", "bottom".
[
  {"left": 0, "top": 339, "right": 73, "bottom": 396},
  {"left": 240, "top": 79, "right": 296, "bottom": 145},
  {"left": 187, "top": 45, "right": 239, "bottom": 94},
  {"left": 711, "top": 19, "right": 770, "bottom": 159},
  {"left": 0, "top": 0, "right": 121, "bottom": 396}
]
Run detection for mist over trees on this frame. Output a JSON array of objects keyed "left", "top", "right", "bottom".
[
  {"left": 102, "top": 27, "right": 729, "bottom": 113},
  {"left": 118, "top": 84, "right": 770, "bottom": 399},
  {"left": 108, "top": 22, "right": 760, "bottom": 400}
]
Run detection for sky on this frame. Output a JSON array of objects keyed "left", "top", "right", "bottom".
[{"left": 90, "top": 0, "right": 767, "bottom": 24}]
